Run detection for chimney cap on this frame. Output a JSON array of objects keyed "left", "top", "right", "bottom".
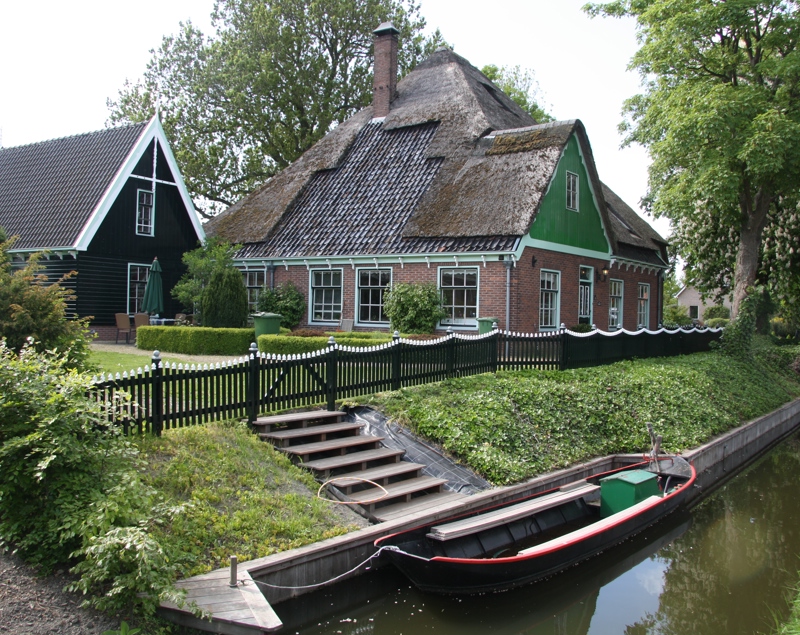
[{"left": 374, "top": 22, "right": 399, "bottom": 36}]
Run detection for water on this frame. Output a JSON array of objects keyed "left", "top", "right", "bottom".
[{"left": 278, "top": 435, "right": 800, "bottom": 635}]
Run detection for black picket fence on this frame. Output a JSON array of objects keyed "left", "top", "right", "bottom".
[{"left": 91, "top": 326, "right": 722, "bottom": 435}]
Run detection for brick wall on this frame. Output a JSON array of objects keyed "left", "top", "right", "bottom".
[{"left": 257, "top": 251, "right": 663, "bottom": 334}]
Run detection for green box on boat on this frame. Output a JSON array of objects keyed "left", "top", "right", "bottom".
[{"left": 599, "top": 469, "right": 660, "bottom": 518}]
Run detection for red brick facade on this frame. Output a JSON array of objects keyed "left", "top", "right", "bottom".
[{"left": 260, "top": 246, "right": 663, "bottom": 334}]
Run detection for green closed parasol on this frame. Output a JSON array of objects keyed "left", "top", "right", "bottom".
[{"left": 141, "top": 257, "right": 164, "bottom": 315}]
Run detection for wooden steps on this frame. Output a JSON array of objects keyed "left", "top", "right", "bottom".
[{"left": 255, "top": 409, "right": 467, "bottom": 520}]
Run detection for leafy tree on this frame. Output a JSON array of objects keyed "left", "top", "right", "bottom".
[
  {"left": 481, "top": 64, "right": 553, "bottom": 123},
  {"left": 202, "top": 266, "right": 249, "bottom": 328},
  {"left": 0, "top": 237, "right": 92, "bottom": 367},
  {"left": 585, "top": 1, "right": 800, "bottom": 319},
  {"left": 383, "top": 282, "right": 446, "bottom": 333},
  {"left": 171, "top": 237, "right": 240, "bottom": 320},
  {"left": 663, "top": 303, "right": 693, "bottom": 327},
  {"left": 108, "top": 0, "right": 444, "bottom": 217},
  {"left": 256, "top": 281, "right": 306, "bottom": 329}
]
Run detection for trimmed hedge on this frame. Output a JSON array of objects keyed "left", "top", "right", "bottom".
[
  {"left": 705, "top": 318, "right": 729, "bottom": 329},
  {"left": 136, "top": 326, "right": 255, "bottom": 355},
  {"left": 258, "top": 332, "right": 394, "bottom": 355}
]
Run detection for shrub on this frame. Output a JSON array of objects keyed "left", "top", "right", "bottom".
[
  {"left": 705, "top": 317, "right": 729, "bottom": 329},
  {"left": 202, "top": 266, "right": 248, "bottom": 328},
  {"left": 136, "top": 326, "right": 254, "bottom": 356},
  {"left": 704, "top": 305, "right": 730, "bottom": 320},
  {"left": 719, "top": 289, "right": 759, "bottom": 357},
  {"left": 569, "top": 323, "right": 594, "bottom": 333},
  {"left": 256, "top": 281, "right": 306, "bottom": 329},
  {"left": 0, "top": 237, "right": 92, "bottom": 368},
  {"left": 257, "top": 332, "right": 394, "bottom": 355},
  {"left": 383, "top": 282, "right": 446, "bottom": 334},
  {"left": 171, "top": 237, "right": 241, "bottom": 320},
  {"left": 663, "top": 303, "right": 693, "bottom": 326}
]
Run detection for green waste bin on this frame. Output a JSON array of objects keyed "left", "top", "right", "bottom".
[
  {"left": 477, "top": 317, "right": 498, "bottom": 334},
  {"left": 253, "top": 313, "right": 282, "bottom": 337}
]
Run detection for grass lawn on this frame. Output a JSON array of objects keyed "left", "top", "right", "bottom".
[{"left": 88, "top": 347, "right": 230, "bottom": 376}]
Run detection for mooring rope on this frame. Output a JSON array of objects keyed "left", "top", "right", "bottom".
[
  {"left": 250, "top": 546, "right": 392, "bottom": 591},
  {"left": 316, "top": 476, "right": 389, "bottom": 505}
]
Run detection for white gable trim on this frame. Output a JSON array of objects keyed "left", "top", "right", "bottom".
[{"left": 73, "top": 116, "right": 205, "bottom": 251}]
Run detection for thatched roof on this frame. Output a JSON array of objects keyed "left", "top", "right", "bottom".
[
  {"left": 602, "top": 183, "right": 668, "bottom": 266},
  {"left": 208, "top": 47, "right": 665, "bottom": 265}
]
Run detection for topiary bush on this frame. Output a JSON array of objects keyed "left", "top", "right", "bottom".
[
  {"left": 256, "top": 281, "right": 306, "bottom": 329},
  {"left": 569, "top": 323, "right": 594, "bottom": 333},
  {"left": 202, "top": 266, "right": 248, "bottom": 328},
  {"left": 383, "top": 282, "right": 447, "bottom": 334},
  {"left": 136, "top": 326, "right": 254, "bottom": 356},
  {"left": 705, "top": 317, "right": 729, "bottom": 329}
]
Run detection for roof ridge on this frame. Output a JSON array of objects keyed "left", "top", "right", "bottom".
[{"left": 488, "top": 120, "right": 579, "bottom": 138}]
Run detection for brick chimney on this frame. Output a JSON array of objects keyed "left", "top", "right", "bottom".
[{"left": 372, "top": 22, "right": 399, "bottom": 118}]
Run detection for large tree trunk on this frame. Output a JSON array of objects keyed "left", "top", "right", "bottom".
[{"left": 732, "top": 188, "right": 771, "bottom": 318}]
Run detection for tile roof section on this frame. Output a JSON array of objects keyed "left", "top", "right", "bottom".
[
  {"left": 237, "top": 121, "right": 445, "bottom": 258},
  {"left": 0, "top": 123, "right": 148, "bottom": 250}
]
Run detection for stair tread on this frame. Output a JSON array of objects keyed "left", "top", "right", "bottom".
[
  {"left": 372, "top": 492, "right": 467, "bottom": 522},
  {"left": 346, "top": 475, "right": 447, "bottom": 504},
  {"left": 253, "top": 410, "right": 345, "bottom": 427},
  {"left": 281, "top": 435, "right": 384, "bottom": 456},
  {"left": 326, "top": 462, "right": 425, "bottom": 488},
  {"left": 260, "top": 421, "right": 363, "bottom": 440},
  {"left": 302, "top": 448, "right": 405, "bottom": 471}
]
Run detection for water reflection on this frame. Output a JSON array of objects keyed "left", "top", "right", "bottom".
[{"left": 280, "top": 436, "right": 800, "bottom": 635}]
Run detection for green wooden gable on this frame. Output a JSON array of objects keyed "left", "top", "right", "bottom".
[{"left": 529, "top": 134, "right": 610, "bottom": 254}]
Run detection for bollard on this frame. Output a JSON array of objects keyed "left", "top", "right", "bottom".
[{"left": 229, "top": 555, "right": 238, "bottom": 587}]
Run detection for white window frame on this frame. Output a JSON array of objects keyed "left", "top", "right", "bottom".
[
  {"left": 609, "top": 279, "right": 624, "bottom": 330},
  {"left": 245, "top": 270, "right": 266, "bottom": 315},
  {"left": 566, "top": 171, "right": 579, "bottom": 212},
  {"left": 309, "top": 268, "right": 343, "bottom": 325},
  {"left": 638, "top": 283, "right": 650, "bottom": 329},
  {"left": 438, "top": 266, "right": 479, "bottom": 328},
  {"left": 578, "top": 265, "right": 593, "bottom": 325},
  {"left": 136, "top": 188, "right": 154, "bottom": 236},
  {"left": 355, "top": 268, "right": 392, "bottom": 325},
  {"left": 127, "top": 263, "right": 150, "bottom": 314},
  {"left": 539, "top": 269, "right": 561, "bottom": 331}
]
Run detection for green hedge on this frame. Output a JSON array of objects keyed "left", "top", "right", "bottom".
[
  {"left": 136, "top": 326, "right": 255, "bottom": 355},
  {"left": 257, "top": 332, "right": 394, "bottom": 355},
  {"left": 705, "top": 318, "right": 729, "bottom": 329}
]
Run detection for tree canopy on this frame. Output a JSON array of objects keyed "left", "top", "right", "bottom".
[
  {"left": 481, "top": 64, "right": 553, "bottom": 123},
  {"left": 108, "top": 0, "right": 444, "bottom": 218},
  {"left": 585, "top": 0, "right": 800, "bottom": 320}
]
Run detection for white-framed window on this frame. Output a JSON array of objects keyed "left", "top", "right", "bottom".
[
  {"left": 128, "top": 263, "right": 150, "bottom": 314},
  {"left": 440, "top": 267, "right": 478, "bottom": 327},
  {"left": 638, "top": 283, "right": 650, "bottom": 329},
  {"left": 310, "top": 269, "right": 342, "bottom": 323},
  {"left": 539, "top": 270, "right": 560, "bottom": 330},
  {"left": 136, "top": 189, "right": 154, "bottom": 236},
  {"left": 245, "top": 271, "right": 265, "bottom": 314},
  {"left": 609, "top": 279, "right": 624, "bottom": 330},
  {"left": 566, "top": 171, "right": 579, "bottom": 211},
  {"left": 578, "top": 266, "right": 593, "bottom": 325},
  {"left": 357, "top": 268, "right": 391, "bottom": 324}
]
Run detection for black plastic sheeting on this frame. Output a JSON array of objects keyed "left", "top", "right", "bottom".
[{"left": 347, "top": 406, "right": 491, "bottom": 496}]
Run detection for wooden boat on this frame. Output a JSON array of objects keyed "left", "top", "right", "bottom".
[{"left": 374, "top": 448, "right": 695, "bottom": 595}]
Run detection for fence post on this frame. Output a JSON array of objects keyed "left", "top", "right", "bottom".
[
  {"left": 326, "top": 336, "right": 337, "bottom": 411},
  {"left": 151, "top": 350, "right": 163, "bottom": 436},
  {"left": 247, "top": 342, "right": 259, "bottom": 424},
  {"left": 492, "top": 321, "right": 500, "bottom": 373},
  {"left": 392, "top": 331, "right": 401, "bottom": 391},
  {"left": 559, "top": 324, "right": 568, "bottom": 371},
  {"left": 446, "top": 327, "right": 455, "bottom": 378}
]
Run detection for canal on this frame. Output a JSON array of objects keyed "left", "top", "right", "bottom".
[{"left": 277, "top": 434, "right": 800, "bottom": 634}]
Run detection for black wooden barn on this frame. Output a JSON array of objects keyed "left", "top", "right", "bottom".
[{"left": 0, "top": 116, "right": 204, "bottom": 339}]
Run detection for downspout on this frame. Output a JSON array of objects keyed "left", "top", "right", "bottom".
[
  {"left": 504, "top": 258, "right": 515, "bottom": 331},
  {"left": 267, "top": 264, "right": 276, "bottom": 290}
]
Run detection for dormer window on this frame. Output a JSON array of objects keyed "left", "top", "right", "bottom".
[
  {"left": 566, "top": 172, "right": 579, "bottom": 211},
  {"left": 137, "top": 189, "right": 154, "bottom": 236}
]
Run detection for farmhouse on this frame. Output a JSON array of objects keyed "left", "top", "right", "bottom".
[
  {"left": 208, "top": 24, "right": 668, "bottom": 333},
  {"left": 0, "top": 116, "right": 205, "bottom": 340}
]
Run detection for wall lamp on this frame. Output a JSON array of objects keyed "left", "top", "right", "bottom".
[
  {"left": 596, "top": 266, "right": 610, "bottom": 282},
  {"left": 531, "top": 255, "right": 537, "bottom": 269}
]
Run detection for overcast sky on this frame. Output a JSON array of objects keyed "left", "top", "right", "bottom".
[{"left": 0, "top": 0, "right": 668, "bottom": 237}]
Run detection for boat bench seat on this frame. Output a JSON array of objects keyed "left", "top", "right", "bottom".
[
  {"left": 517, "top": 495, "right": 662, "bottom": 556},
  {"left": 427, "top": 482, "right": 600, "bottom": 542}
]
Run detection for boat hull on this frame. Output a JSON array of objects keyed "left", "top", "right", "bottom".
[{"left": 376, "top": 458, "right": 695, "bottom": 594}]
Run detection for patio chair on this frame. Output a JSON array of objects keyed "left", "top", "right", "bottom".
[
  {"left": 134, "top": 313, "right": 150, "bottom": 329},
  {"left": 115, "top": 313, "right": 133, "bottom": 344},
  {"left": 339, "top": 318, "right": 354, "bottom": 332}
]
